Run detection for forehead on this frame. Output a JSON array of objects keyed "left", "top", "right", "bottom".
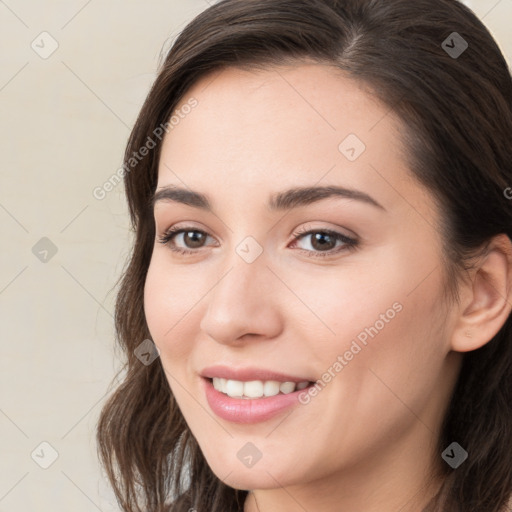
[{"left": 156, "top": 62, "right": 424, "bottom": 216}]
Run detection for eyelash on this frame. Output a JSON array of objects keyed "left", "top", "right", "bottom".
[{"left": 157, "top": 225, "right": 359, "bottom": 259}]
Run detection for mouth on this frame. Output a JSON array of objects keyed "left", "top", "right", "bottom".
[
  {"left": 201, "top": 377, "right": 317, "bottom": 424},
  {"left": 206, "top": 376, "right": 315, "bottom": 399}
]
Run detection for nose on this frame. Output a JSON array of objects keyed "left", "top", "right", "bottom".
[{"left": 199, "top": 253, "right": 283, "bottom": 346}]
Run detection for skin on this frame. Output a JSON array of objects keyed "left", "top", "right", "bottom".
[{"left": 143, "top": 62, "right": 512, "bottom": 512}]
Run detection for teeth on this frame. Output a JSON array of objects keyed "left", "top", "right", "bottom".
[
  {"left": 244, "top": 380, "right": 264, "bottom": 398},
  {"left": 263, "top": 380, "right": 280, "bottom": 397},
  {"left": 212, "top": 378, "right": 310, "bottom": 398},
  {"left": 279, "top": 381, "right": 296, "bottom": 394},
  {"left": 225, "top": 379, "right": 244, "bottom": 397}
]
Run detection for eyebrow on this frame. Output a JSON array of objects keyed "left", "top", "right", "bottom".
[{"left": 151, "top": 184, "right": 385, "bottom": 212}]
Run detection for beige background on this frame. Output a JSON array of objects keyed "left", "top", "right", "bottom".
[{"left": 0, "top": 1, "right": 510, "bottom": 510}]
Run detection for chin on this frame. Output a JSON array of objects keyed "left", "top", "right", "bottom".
[
  {"left": 204, "top": 453, "right": 307, "bottom": 491},
  {"left": 216, "top": 470, "right": 290, "bottom": 491}
]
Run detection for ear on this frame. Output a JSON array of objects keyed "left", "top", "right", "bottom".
[{"left": 451, "top": 234, "right": 512, "bottom": 352}]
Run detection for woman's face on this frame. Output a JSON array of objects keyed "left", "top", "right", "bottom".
[{"left": 144, "top": 63, "right": 461, "bottom": 504}]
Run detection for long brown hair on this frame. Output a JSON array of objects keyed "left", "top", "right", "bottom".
[{"left": 96, "top": 1, "right": 512, "bottom": 510}]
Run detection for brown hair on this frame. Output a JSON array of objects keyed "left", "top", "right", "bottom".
[{"left": 96, "top": 0, "right": 512, "bottom": 510}]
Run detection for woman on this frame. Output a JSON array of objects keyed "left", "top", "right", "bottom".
[{"left": 96, "top": 0, "right": 512, "bottom": 510}]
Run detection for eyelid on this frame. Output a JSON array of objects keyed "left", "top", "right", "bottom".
[
  {"left": 290, "top": 222, "right": 357, "bottom": 241},
  {"left": 289, "top": 225, "right": 358, "bottom": 258},
  {"left": 157, "top": 225, "right": 217, "bottom": 248},
  {"left": 158, "top": 222, "right": 359, "bottom": 259}
]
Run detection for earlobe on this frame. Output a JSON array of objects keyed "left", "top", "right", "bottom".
[{"left": 451, "top": 234, "right": 512, "bottom": 353}]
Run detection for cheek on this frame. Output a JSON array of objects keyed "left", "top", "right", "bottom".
[
  {"left": 144, "top": 258, "right": 168, "bottom": 342},
  {"left": 144, "top": 257, "right": 207, "bottom": 411},
  {"left": 291, "top": 241, "right": 448, "bottom": 391},
  {"left": 143, "top": 255, "right": 202, "bottom": 362},
  {"left": 280, "top": 259, "right": 409, "bottom": 356}
]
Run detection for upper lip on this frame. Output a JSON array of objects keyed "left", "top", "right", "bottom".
[{"left": 200, "top": 365, "right": 314, "bottom": 383}]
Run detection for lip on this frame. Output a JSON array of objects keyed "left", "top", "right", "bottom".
[
  {"left": 202, "top": 376, "right": 314, "bottom": 424},
  {"left": 200, "top": 364, "right": 314, "bottom": 383}
]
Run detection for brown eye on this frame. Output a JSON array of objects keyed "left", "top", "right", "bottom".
[
  {"left": 309, "top": 232, "right": 337, "bottom": 251},
  {"left": 181, "top": 230, "right": 207, "bottom": 248},
  {"left": 290, "top": 228, "right": 358, "bottom": 259},
  {"left": 158, "top": 227, "right": 215, "bottom": 254}
]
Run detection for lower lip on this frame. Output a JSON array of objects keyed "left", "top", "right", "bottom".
[{"left": 202, "top": 377, "right": 312, "bottom": 424}]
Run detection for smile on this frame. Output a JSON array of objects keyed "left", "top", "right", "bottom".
[
  {"left": 202, "top": 377, "right": 316, "bottom": 424},
  {"left": 211, "top": 377, "right": 311, "bottom": 398}
]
